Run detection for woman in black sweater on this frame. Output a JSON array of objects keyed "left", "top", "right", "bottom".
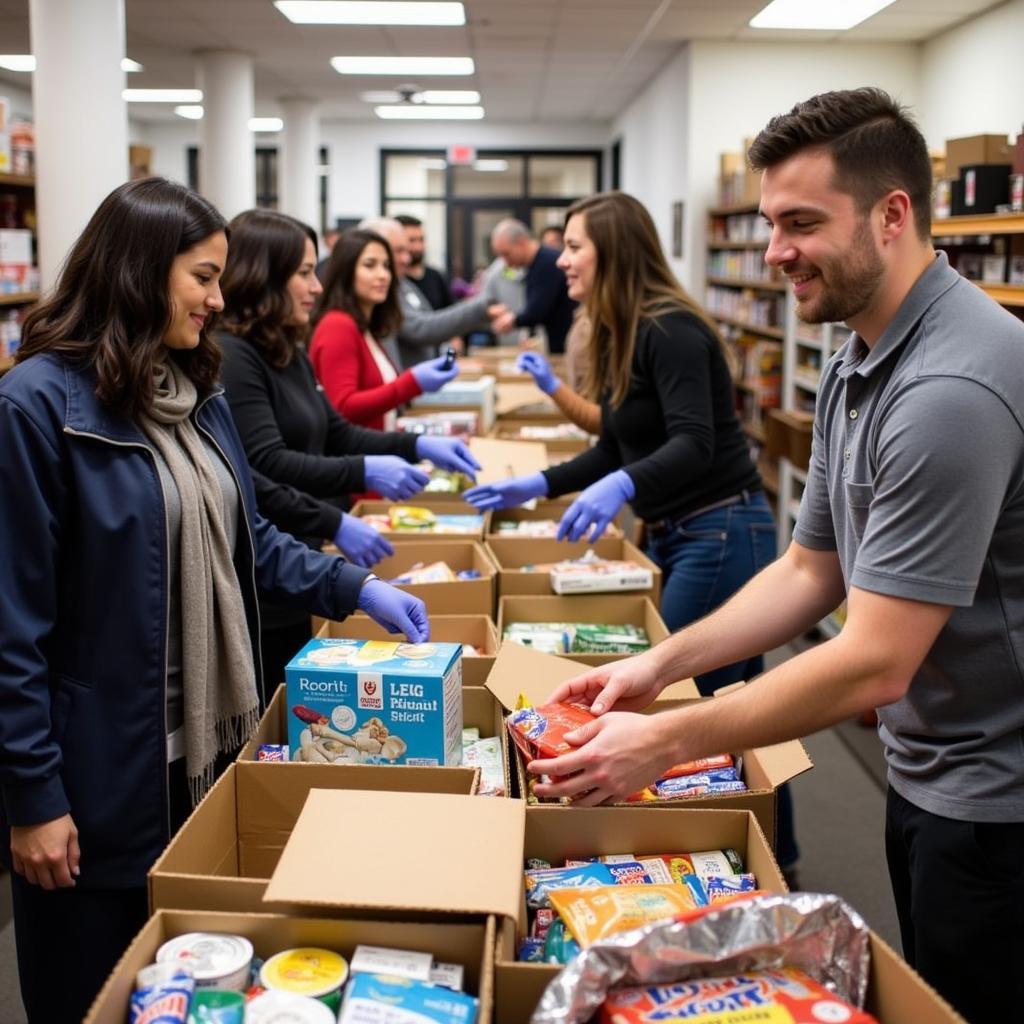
[
  {"left": 218, "top": 210, "right": 480, "bottom": 694},
  {"left": 465, "top": 191, "right": 775, "bottom": 689}
]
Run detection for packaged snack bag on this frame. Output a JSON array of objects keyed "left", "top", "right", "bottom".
[
  {"left": 525, "top": 863, "right": 618, "bottom": 908},
  {"left": 549, "top": 884, "right": 705, "bottom": 946},
  {"left": 506, "top": 697, "right": 595, "bottom": 761}
]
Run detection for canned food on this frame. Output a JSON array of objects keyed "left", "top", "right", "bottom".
[
  {"left": 156, "top": 933, "right": 254, "bottom": 992},
  {"left": 261, "top": 947, "right": 349, "bottom": 1012},
  {"left": 246, "top": 990, "right": 338, "bottom": 1024}
]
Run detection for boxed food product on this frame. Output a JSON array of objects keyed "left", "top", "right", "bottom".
[
  {"left": 547, "top": 552, "right": 655, "bottom": 595},
  {"left": 285, "top": 638, "right": 464, "bottom": 767},
  {"left": 944, "top": 134, "right": 1011, "bottom": 179},
  {"left": 410, "top": 376, "right": 497, "bottom": 431},
  {"left": 396, "top": 411, "right": 481, "bottom": 438}
]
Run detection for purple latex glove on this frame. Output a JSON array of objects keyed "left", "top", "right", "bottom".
[
  {"left": 334, "top": 512, "right": 394, "bottom": 569},
  {"left": 357, "top": 577, "right": 431, "bottom": 642},
  {"left": 463, "top": 472, "right": 548, "bottom": 511},
  {"left": 556, "top": 469, "right": 635, "bottom": 542},
  {"left": 515, "top": 351, "right": 559, "bottom": 395},
  {"left": 415, "top": 435, "right": 482, "bottom": 479},
  {"left": 363, "top": 455, "right": 430, "bottom": 500},
  {"left": 411, "top": 354, "right": 459, "bottom": 393}
]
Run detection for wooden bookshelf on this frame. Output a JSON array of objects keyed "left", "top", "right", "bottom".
[
  {"left": 0, "top": 172, "right": 35, "bottom": 188},
  {"left": 706, "top": 275, "right": 785, "bottom": 292},
  {"left": 0, "top": 291, "right": 39, "bottom": 307},
  {"left": 712, "top": 315, "right": 785, "bottom": 341},
  {"left": 932, "top": 212, "right": 1024, "bottom": 237}
]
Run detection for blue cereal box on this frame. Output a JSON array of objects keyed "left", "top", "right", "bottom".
[
  {"left": 339, "top": 973, "right": 478, "bottom": 1024},
  {"left": 285, "top": 638, "right": 463, "bottom": 766}
]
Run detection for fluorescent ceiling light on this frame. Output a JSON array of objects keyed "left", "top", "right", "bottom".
[
  {"left": 333, "top": 56, "right": 474, "bottom": 76},
  {"left": 276, "top": 1, "right": 464, "bottom": 25},
  {"left": 0, "top": 54, "right": 142, "bottom": 72},
  {"left": 124, "top": 88, "right": 203, "bottom": 103},
  {"left": 473, "top": 159, "right": 508, "bottom": 172},
  {"left": 418, "top": 158, "right": 448, "bottom": 170},
  {"left": 750, "top": 0, "right": 897, "bottom": 30},
  {"left": 249, "top": 117, "right": 284, "bottom": 132},
  {"left": 374, "top": 104, "right": 483, "bottom": 119},
  {"left": 174, "top": 105, "right": 204, "bottom": 120},
  {"left": 419, "top": 90, "right": 479, "bottom": 104}
]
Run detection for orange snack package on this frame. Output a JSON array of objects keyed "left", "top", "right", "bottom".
[
  {"left": 549, "top": 884, "right": 704, "bottom": 946},
  {"left": 598, "top": 966, "right": 879, "bottom": 1024}
]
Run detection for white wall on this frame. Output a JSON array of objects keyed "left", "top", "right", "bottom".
[
  {"left": 0, "top": 80, "right": 34, "bottom": 120},
  {"left": 919, "top": 0, "right": 1023, "bottom": 148},
  {"left": 613, "top": 41, "right": 921, "bottom": 293}
]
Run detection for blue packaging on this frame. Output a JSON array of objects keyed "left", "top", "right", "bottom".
[
  {"left": 129, "top": 962, "right": 194, "bottom": 1024},
  {"left": 286, "top": 638, "right": 463, "bottom": 767},
  {"left": 524, "top": 863, "right": 617, "bottom": 908},
  {"left": 339, "top": 973, "right": 478, "bottom": 1024}
]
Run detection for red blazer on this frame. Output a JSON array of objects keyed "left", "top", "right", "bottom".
[{"left": 309, "top": 310, "right": 422, "bottom": 430}]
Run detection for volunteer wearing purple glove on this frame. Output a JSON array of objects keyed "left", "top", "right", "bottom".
[
  {"left": 411, "top": 353, "right": 459, "bottom": 391},
  {"left": 358, "top": 576, "right": 430, "bottom": 642},
  {"left": 515, "top": 350, "right": 560, "bottom": 394},
  {"left": 556, "top": 469, "right": 635, "bottom": 542},
  {"left": 415, "top": 435, "right": 482, "bottom": 479},
  {"left": 463, "top": 472, "right": 548, "bottom": 511},
  {"left": 219, "top": 210, "right": 441, "bottom": 690}
]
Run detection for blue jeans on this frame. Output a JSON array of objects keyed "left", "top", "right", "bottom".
[{"left": 646, "top": 492, "right": 798, "bottom": 867}]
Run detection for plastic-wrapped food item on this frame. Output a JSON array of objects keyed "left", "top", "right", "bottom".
[
  {"left": 530, "top": 893, "right": 875, "bottom": 1024},
  {"left": 129, "top": 962, "right": 194, "bottom": 1024},
  {"left": 423, "top": 469, "right": 475, "bottom": 493},
  {"left": 542, "top": 918, "right": 582, "bottom": 965},
  {"left": 396, "top": 411, "right": 479, "bottom": 437},
  {"left": 507, "top": 698, "right": 594, "bottom": 761},
  {"left": 549, "top": 884, "right": 707, "bottom": 946},
  {"left": 572, "top": 623, "right": 650, "bottom": 655},
  {"left": 257, "top": 744, "right": 288, "bottom": 762},
  {"left": 186, "top": 990, "right": 245, "bottom": 1023},
  {"left": 704, "top": 874, "right": 759, "bottom": 904},
  {"left": 462, "top": 736, "right": 506, "bottom": 797},
  {"left": 598, "top": 967, "right": 879, "bottom": 1024},
  {"left": 526, "top": 863, "right": 618, "bottom": 908},
  {"left": 503, "top": 622, "right": 574, "bottom": 654},
  {"left": 650, "top": 850, "right": 745, "bottom": 882},
  {"left": 338, "top": 973, "right": 479, "bottom": 1024},
  {"left": 389, "top": 561, "right": 458, "bottom": 585}
]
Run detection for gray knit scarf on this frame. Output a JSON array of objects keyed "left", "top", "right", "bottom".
[{"left": 139, "top": 355, "right": 259, "bottom": 804}]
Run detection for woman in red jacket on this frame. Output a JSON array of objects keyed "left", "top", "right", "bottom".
[{"left": 310, "top": 228, "right": 456, "bottom": 429}]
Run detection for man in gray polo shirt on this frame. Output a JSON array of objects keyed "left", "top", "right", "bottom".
[{"left": 525, "top": 88, "right": 1024, "bottom": 1023}]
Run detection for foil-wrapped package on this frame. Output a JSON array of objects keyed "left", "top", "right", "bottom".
[{"left": 530, "top": 892, "right": 872, "bottom": 1024}]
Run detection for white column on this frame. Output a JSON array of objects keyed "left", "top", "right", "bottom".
[
  {"left": 278, "top": 97, "right": 320, "bottom": 231},
  {"left": 29, "top": 0, "right": 128, "bottom": 291},
  {"left": 196, "top": 50, "right": 254, "bottom": 219}
]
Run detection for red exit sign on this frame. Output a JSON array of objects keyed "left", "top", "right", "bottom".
[{"left": 447, "top": 144, "right": 476, "bottom": 165}]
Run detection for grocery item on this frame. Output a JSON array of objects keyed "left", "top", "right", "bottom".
[
  {"left": 542, "top": 918, "right": 581, "bottom": 965},
  {"left": 543, "top": 551, "right": 654, "bottom": 595},
  {"left": 507, "top": 698, "right": 595, "bottom": 761},
  {"left": 423, "top": 468, "right": 475, "bottom": 494},
  {"left": 155, "top": 933, "right": 254, "bottom": 992},
  {"left": 246, "top": 990, "right": 338, "bottom": 1024},
  {"left": 396, "top": 411, "right": 479, "bottom": 438},
  {"left": 462, "top": 735, "right": 506, "bottom": 797},
  {"left": 525, "top": 863, "right": 618, "bottom": 908},
  {"left": 598, "top": 967, "right": 879, "bottom": 1024},
  {"left": 350, "top": 945, "right": 433, "bottom": 983},
  {"left": 364, "top": 506, "right": 484, "bottom": 535},
  {"left": 129, "top": 962, "right": 194, "bottom": 1024},
  {"left": 704, "top": 874, "right": 759, "bottom": 903},
  {"left": 257, "top": 744, "right": 288, "bottom": 762},
  {"left": 550, "top": 884, "right": 706, "bottom": 946},
  {"left": 389, "top": 560, "right": 458, "bottom": 585},
  {"left": 496, "top": 518, "right": 622, "bottom": 539},
  {"left": 428, "top": 962, "right": 465, "bottom": 992},
  {"left": 502, "top": 622, "right": 650, "bottom": 655},
  {"left": 652, "top": 850, "right": 745, "bottom": 882},
  {"left": 286, "top": 639, "right": 463, "bottom": 767},
  {"left": 338, "top": 972, "right": 479, "bottom": 1024},
  {"left": 261, "top": 947, "right": 349, "bottom": 1012},
  {"left": 186, "top": 989, "right": 245, "bottom": 1023}
]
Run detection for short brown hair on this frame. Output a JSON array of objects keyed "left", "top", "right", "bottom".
[{"left": 748, "top": 87, "right": 932, "bottom": 240}]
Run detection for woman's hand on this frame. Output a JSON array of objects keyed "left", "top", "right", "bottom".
[
  {"left": 363, "top": 456, "right": 430, "bottom": 500},
  {"left": 515, "top": 351, "right": 559, "bottom": 395},
  {"left": 357, "top": 578, "right": 430, "bottom": 643},
  {"left": 415, "top": 437, "right": 482, "bottom": 479},
  {"left": 11, "top": 814, "right": 80, "bottom": 889},
  {"left": 556, "top": 470, "right": 635, "bottom": 542},
  {"left": 463, "top": 472, "right": 548, "bottom": 511},
  {"left": 410, "top": 355, "right": 459, "bottom": 393},
  {"left": 334, "top": 512, "right": 394, "bottom": 568}
]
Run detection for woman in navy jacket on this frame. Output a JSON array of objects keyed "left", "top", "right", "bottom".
[{"left": 0, "top": 178, "right": 428, "bottom": 1023}]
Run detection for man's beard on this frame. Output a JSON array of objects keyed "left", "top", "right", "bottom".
[
  {"left": 796, "top": 219, "right": 884, "bottom": 325},
  {"left": 408, "top": 251, "right": 424, "bottom": 268}
]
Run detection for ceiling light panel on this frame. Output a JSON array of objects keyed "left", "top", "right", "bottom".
[
  {"left": 333, "top": 56, "right": 474, "bottom": 76},
  {"left": 419, "top": 90, "right": 480, "bottom": 104},
  {"left": 374, "top": 104, "right": 484, "bottom": 119},
  {"left": 175, "top": 105, "right": 205, "bottom": 120},
  {"left": 276, "top": 1, "right": 465, "bottom": 25},
  {"left": 124, "top": 89, "right": 203, "bottom": 103},
  {"left": 750, "top": 0, "right": 898, "bottom": 30},
  {"left": 0, "top": 55, "right": 143, "bottom": 72},
  {"left": 249, "top": 117, "right": 284, "bottom": 132}
]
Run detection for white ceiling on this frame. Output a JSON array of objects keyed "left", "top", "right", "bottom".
[{"left": 0, "top": 0, "right": 1008, "bottom": 123}]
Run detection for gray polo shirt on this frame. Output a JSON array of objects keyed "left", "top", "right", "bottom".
[{"left": 794, "top": 251, "right": 1024, "bottom": 822}]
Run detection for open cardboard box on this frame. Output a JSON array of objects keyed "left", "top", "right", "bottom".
[
  {"left": 497, "top": 593, "right": 669, "bottom": 667},
  {"left": 374, "top": 540, "right": 498, "bottom": 615},
  {"left": 261, "top": 789, "right": 526, "bottom": 935},
  {"left": 487, "top": 499, "right": 625, "bottom": 543},
  {"left": 490, "top": 417, "right": 592, "bottom": 457},
  {"left": 486, "top": 537, "right": 662, "bottom": 603},
  {"left": 467, "top": 436, "right": 550, "bottom": 484},
  {"left": 349, "top": 498, "right": 490, "bottom": 541},
  {"left": 315, "top": 613, "right": 499, "bottom": 686},
  {"left": 149, "top": 758, "right": 479, "bottom": 914},
  {"left": 410, "top": 375, "right": 497, "bottom": 431},
  {"left": 484, "top": 643, "right": 810, "bottom": 848},
  {"left": 238, "top": 683, "right": 511, "bottom": 797},
  {"left": 85, "top": 909, "right": 496, "bottom": 1024},
  {"left": 495, "top": 382, "right": 563, "bottom": 421}
]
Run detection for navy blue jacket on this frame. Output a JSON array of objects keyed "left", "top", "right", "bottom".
[
  {"left": 515, "top": 245, "right": 576, "bottom": 354},
  {"left": 0, "top": 354, "right": 369, "bottom": 886}
]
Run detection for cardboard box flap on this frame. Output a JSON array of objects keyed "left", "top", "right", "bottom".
[
  {"left": 468, "top": 437, "right": 549, "bottom": 484},
  {"left": 263, "top": 789, "right": 524, "bottom": 921},
  {"left": 494, "top": 383, "right": 558, "bottom": 416}
]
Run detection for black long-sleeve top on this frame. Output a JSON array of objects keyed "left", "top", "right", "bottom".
[
  {"left": 542, "top": 311, "right": 761, "bottom": 522},
  {"left": 515, "top": 245, "right": 576, "bottom": 354}
]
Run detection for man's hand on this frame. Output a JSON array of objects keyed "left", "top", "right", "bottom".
[
  {"left": 548, "top": 651, "right": 666, "bottom": 714},
  {"left": 11, "top": 814, "right": 80, "bottom": 889},
  {"left": 528, "top": 711, "right": 678, "bottom": 805},
  {"left": 490, "top": 306, "right": 517, "bottom": 334}
]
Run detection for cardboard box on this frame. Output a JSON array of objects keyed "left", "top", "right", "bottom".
[
  {"left": 490, "top": 418, "right": 592, "bottom": 457},
  {"left": 493, "top": 927, "right": 965, "bottom": 1024},
  {"left": 484, "top": 643, "right": 811, "bottom": 847},
  {"left": 349, "top": 498, "right": 489, "bottom": 541},
  {"left": 487, "top": 499, "right": 625, "bottom": 542},
  {"left": 375, "top": 540, "right": 498, "bottom": 615},
  {"left": 411, "top": 375, "right": 497, "bottom": 430},
  {"left": 467, "top": 436, "right": 550, "bottom": 484},
  {"left": 497, "top": 593, "right": 669, "bottom": 666},
  {"left": 149, "top": 759, "right": 478, "bottom": 914},
  {"left": 285, "top": 637, "right": 463, "bottom": 767},
  {"left": 317, "top": 614, "right": 499, "bottom": 686},
  {"left": 495, "top": 383, "right": 563, "bottom": 421},
  {"left": 945, "top": 133, "right": 1012, "bottom": 179},
  {"left": 85, "top": 909, "right": 496, "bottom": 1024},
  {"left": 487, "top": 537, "right": 661, "bottom": 603},
  {"left": 262, "top": 789, "right": 526, "bottom": 931}
]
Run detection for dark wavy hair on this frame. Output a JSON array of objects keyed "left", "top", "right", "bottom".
[
  {"left": 16, "top": 177, "right": 227, "bottom": 417},
  {"left": 217, "top": 209, "right": 318, "bottom": 368},
  {"left": 748, "top": 87, "right": 932, "bottom": 240},
  {"left": 313, "top": 229, "right": 401, "bottom": 338}
]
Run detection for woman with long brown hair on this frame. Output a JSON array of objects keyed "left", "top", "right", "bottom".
[
  {"left": 310, "top": 228, "right": 459, "bottom": 430},
  {"left": 0, "top": 179, "right": 428, "bottom": 1023},
  {"left": 216, "top": 209, "right": 478, "bottom": 692}
]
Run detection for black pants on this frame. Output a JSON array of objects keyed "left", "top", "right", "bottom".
[
  {"left": 885, "top": 787, "right": 1024, "bottom": 1023},
  {"left": 259, "top": 619, "right": 313, "bottom": 707},
  {"left": 10, "top": 872, "right": 148, "bottom": 1023}
]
